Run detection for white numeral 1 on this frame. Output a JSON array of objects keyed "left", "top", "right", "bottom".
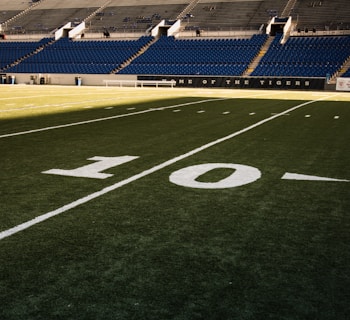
[{"left": 42, "top": 156, "right": 139, "bottom": 179}]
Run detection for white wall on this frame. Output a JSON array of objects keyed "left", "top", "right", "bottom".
[{"left": 6, "top": 73, "right": 137, "bottom": 86}]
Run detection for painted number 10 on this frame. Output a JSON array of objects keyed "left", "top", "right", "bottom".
[{"left": 42, "top": 156, "right": 262, "bottom": 189}]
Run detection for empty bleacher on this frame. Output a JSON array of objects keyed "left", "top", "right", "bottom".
[
  {"left": 1, "top": 0, "right": 190, "bottom": 36},
  {"left": 0, "top": 0, "right": 37, "bottom": 34},
  {"left": 118, "top": 34, "right": 268, "bottom": 75},
  {"left": 4, "top": 36, "right": 153, "bottom": 74},
  {"left": 0, "top": 38, "right": 52, "bottom": 70},
  {"left": 2, "top": 0, "right": 349, "bottom": 36},
  {"left": 2, "top": 32, "right": 349, "bottom": 78},
  {"left": 2, "top": 0, "right": 107, "bottom": 34},
  {"left": 184, "top": 0, "right": 289, "bottom": 31},
  {"left": 88, "top": 0, "right": 189, "bottom": 34},
  {"left": 291, "top": 0, "right": 350, "bottom": 32},
  {"left": 251, "top": 33, "right": 350, "bottom": 77},
  {"left": 1, "top": 0, "right": 350, "bottom": 86}
]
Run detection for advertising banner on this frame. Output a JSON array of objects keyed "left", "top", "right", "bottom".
[{"left": 336, "top": 78, "right": 350, "bottom": 91}]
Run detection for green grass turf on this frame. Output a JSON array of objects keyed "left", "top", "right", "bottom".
[{"left": 0, "top": 86, "right": 349, "bottom": 319}]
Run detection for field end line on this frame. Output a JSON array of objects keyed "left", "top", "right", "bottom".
[
  {"left": 0, "top": 98, "right": 227, "bottom": 139},
  {"left": 0, "top": 95, "right": 333, "bottom": 240}
]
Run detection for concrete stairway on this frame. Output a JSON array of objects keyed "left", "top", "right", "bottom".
[
  {"left": 84, "top": 0, "right": 112, "bottom": 26},
  {"left": 281, "top": 0, "right": 298, "bottom": 17},
  {"left": 176, "top": 0, "right": 200, "bottom": 20},
  {"left": 243, "top": 36, "right": 274, "bottom": 76},
  {"left": 0, "top": 0, "right": 47, "bottom": 32},
  {"left": 329, "top": 56, "right": 350, "bottom": 83},
  {"left": 111, "top": 37, "right": 158, "bottom": 74},
  {"left": 0, "top": 38, "right": 56, "bottom": 72}
]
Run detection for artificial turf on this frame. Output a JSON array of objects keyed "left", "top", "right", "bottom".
[{"left": 0, "top": 86, "right": 349, "bottom": 319}]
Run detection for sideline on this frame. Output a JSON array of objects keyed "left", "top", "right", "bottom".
[{"left": 0, "top": 94, "right": 335, "bottom": 240}]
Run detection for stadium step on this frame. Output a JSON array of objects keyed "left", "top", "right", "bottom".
[
  {"left": 243, "top": 35, "right": 274, "bottom": 76},
  {"left": 329, "top": 55, "right": 350, "bottom": 83},
  {"left": 281, "top": 0, "right": 299, "bottom": 17},
  {"left": 177, "top": 0, "right": 201, "bottom": 20},
  {"left": 111, "top": 37, "right": 158, "bottom": 74},
  {"left": 1, "top": 0, "right": 47, "bottom": 30},
  {"left": 84, "top": 0, "right": 112, "bottom": 27},
  {"left": 1, "top": 37, "right": 56, "bottom": 72}
]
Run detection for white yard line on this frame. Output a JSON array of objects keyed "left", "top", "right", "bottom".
[
  {"left": 0, "top": 90, "right": 123, "bottom": 101},
  {"left": 0, "top": 97, "right": 122, "bottom": 113},
  {"left": 0, "top": 90, "right": 281, "bottom": 139},
  {"left": 0, "top": 98, "right": 228, "bottom": 139},
  {"left": 0, "top": 94, "right": 70, "bottom": 101},
  {"left": 0, "top": 94, "right": 335, "bottom": 240}
]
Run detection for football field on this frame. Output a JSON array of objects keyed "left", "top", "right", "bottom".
[{"left": 0, "top": 85, "right": 349, "bottom": 319}]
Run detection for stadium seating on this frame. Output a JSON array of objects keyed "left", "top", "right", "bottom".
[
  {"left": 4, "top": 36, "right": 153, "bottom": 74},
  {"left": 185, "top": 0, "right": 289, "bottom": 31},
  {"left": 118, "top": 34, "right": 268, "bottom": 76},
  {"left": 291, "top": 0, "right": 350, "bottom": 32},
  {"left": 2, "top": 33, "right": 349, "bottom": 78},
  {"left": 1, "top": 1, "right": 349, "bottom": 80},
  {"left": 0, "top": 38, "right": 52, "bottom": 70},
  {"left": 251, "top": 34, "right": 350, "bottom": 77},
  {"left": 1, "top": 0, "right": 290, "bottom": 35}
]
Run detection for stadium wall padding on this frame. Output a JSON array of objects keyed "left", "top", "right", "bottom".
[
  {"left": 139, "top": 76, "right": 326, "bottom": 90},
  {"left": 3, "top": 73, "right": 326, "bottom": 90}
]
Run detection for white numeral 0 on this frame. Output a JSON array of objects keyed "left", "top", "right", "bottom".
[{"left": 169, "top": 163, "right": 261, "bottom": 189}]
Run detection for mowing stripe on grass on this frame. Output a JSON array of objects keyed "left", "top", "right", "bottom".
[
  {"left": 0, "top": 95, "right": 335, "bottom": 240},
  {"left": 0, "top": 91, "right": 282, "bottom": 138},
  {"left": 0, "top": 98, "right": 228, "bottom": 139},
  {"left": 0, "top": 97, "right": 121, "bottom": 113}
]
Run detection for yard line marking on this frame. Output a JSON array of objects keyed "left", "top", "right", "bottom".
[
  {"left": 0, "top": 94, "right": 335, "bottom": 240},
  {"left": 0, "top": 91, "right": 281, "bottom": 138},
  {"left": 0, "top": 98, "right": 228, "bottom": 139},
  {"left": 0, "top": 91, "right": 123, "bottom": 102},
  {"left": 0, "top": 97, "right": 121, "bottom": 113},
  {"left": 282, "top": 173, "right": 349, "bottom": 182}
]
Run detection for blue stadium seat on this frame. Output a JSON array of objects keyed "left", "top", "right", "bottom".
[
  {"left": 4, "top": 36, "right": 153, "bottom": 74},
  {"left": 118, "top": 34, "right": 268, "bottom": 76},
  {"left": 251, "top": 35, "right": 350, "bottom": 78}
]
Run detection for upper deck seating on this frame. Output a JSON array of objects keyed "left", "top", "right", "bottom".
[
  {"left": 184, "top": 0, "right": 289, "bottom": 31},
  {"left": 292, "top": 0, "right": 350, "bottom": 32}
]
